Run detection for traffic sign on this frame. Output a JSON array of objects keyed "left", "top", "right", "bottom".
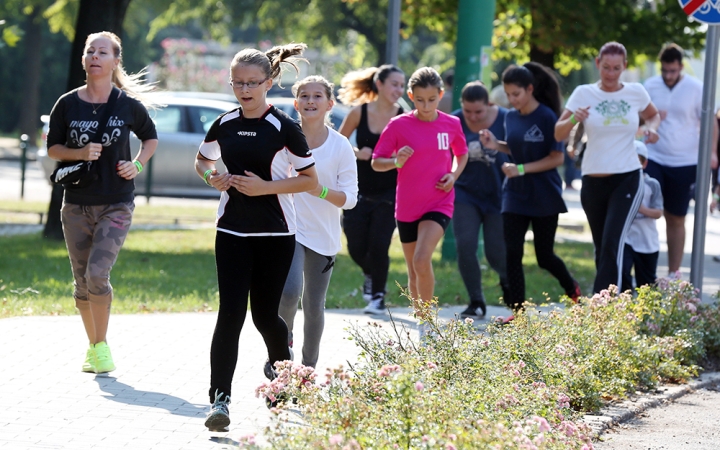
[{"left": 680, "top": 0, "right": 720, "bottom": 24}]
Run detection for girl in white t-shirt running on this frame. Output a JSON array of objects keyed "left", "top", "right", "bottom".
[
  {"left": 555, "top": 41, "right": 661, "bottom": 294},
  {"left": 278, "top": 76, "right": 358, "bottom": 368}
]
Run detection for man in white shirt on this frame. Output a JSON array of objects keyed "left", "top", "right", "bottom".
[{"left": 644, "top": 43, "right": 718, "bottom": 280}]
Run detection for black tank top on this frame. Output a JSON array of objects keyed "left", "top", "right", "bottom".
[{"left": 355, "top": 103, "right": 403, "bottom": 196}]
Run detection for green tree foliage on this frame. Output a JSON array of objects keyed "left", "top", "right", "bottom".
[
  {"left": 372, "top": 0, "right": 708, "bottom": 74},
  {"left": 493, "top": 0, "right": 706, "bottom": 74}
]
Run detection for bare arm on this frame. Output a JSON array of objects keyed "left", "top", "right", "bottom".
[
  {"left": 555, "top": 107, "right": 590, "bottom": 142},
  {"left": 117, "top": 138, "right": 158, "bottom": 180},
  {"left": 230, "top": 166, "right": 318, "bottom": 196},
  {"left": 639, "top": 102, "right": 660, "bottom": 144},
  {"left": 502, "top": 150, "right": 564, "bottom": 178},
  {"left": 638, "top": 205, "right": 663, "bottom": 219},
  {"left": 478, "top": 130, "right": 510, "bottom": 154}
]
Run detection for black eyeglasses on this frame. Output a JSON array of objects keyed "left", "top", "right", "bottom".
[{"left": 229, "top": 79, "right": 268, "bottom": 89}]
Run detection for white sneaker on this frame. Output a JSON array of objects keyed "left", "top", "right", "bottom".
[
  {"left": 363, "top": 294, "right": 386, "bottom": 315},
  {"left": 668, "top": 270, "right": 682, "bottom": 280}
]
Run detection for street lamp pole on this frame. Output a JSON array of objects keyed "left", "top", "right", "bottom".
[{"left": 385, "top": 0, "right": 401, "bottom": 65}]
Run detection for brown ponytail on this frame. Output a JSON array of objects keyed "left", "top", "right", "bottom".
[
  {"left": 230, "top": 43, "right": 307, "bottom": 81},
  {"left": 338, "top": 64, "right": 404, "bottom": 106}
]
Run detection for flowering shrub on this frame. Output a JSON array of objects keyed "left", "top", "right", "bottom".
[{"left": 238, "top": 281, "right": 714, "bottom": 449}]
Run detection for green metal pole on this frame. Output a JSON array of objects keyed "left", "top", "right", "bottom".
[{"left": 442, "top": 0, "right": 496, "bottom": 262}]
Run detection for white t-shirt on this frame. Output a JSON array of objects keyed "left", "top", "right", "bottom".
[
  {"left": 293, "top": 127, "right": 358, "bottom": 256},
  {"left": 565, "top": 82, "right": 651, "bottom": 175},
  {"left": 643, "top": 75, "right": 703, "bottom": 167},
  {"left": 625, "top": 172, "right": 663, "bottom": 253}
]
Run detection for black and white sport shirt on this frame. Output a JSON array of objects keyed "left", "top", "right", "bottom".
[{"left": 199, "top": 105, "right": 315, "bottom": 236}]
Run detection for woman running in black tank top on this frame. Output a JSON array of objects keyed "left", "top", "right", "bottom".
[{"left": 338, "top": 65, "right": 405, "bottom": 314}]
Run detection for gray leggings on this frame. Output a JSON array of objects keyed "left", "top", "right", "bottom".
[
  {"left": 453, "top": 202, "right": 507, "bottom": 304},
  {"left": 61, "top": 202, "right": 134, "bottom": 299},
  {"left": 278, "top": 241, "right": 335, "bottom": 368}
]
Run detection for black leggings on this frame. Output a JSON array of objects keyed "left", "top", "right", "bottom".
[
  {"left": 209, "top": 231, "right": 295, "bottom": 402},
  {"left": 503, "top": 212, "right": 576, "bottom": 310},
  {"left": 581, "top": 170, "right": 642, "bottom": 293},
  {"left": 342, "top": 192, "right": 396, "bottom": 295}
]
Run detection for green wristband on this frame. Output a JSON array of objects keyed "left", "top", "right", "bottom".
[
  {"left": 133, "top": 160, "right": 143, "bottom": 173},
  {"left": 319, "top": 185, "right": 329, "bottom": 199},
  {"left": 203, "top": 169, "right": 213, "bottom": 186},
  {"left": 394, "top": 157, "right": 403, "bottom": 168},
  {"left": 569, "top": 114, "right": 578, "bottom": 125},
  {"left": 714, "top": 193, "right": 720, "bottom": 202},
  {"left": 517, "top": 164, "right": 525, "bottom": 176}
]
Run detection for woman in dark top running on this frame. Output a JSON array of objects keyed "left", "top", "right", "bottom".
[
  {"left": 196, "top": 43, "right": 318, "bottom": 432},
  {"left": 338, "top": 65, "right": 405, "bottom": 314},
  {"left": 480, "top": 63, "right": 580, "bottom": 323},
  {"left": 47, "top": 31, "right": 158, "bottom": 376}
]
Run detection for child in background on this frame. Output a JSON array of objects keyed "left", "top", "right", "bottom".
[{"left": 621, "top": 140, "right": 663, "bottom": 292}]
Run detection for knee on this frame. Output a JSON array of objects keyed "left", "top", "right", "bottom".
[
  {"left": 252, "top": 314, "right": 281, "bottom": 335},
  {"left": 536, "top": 254, "right": 555, "bottom": 270},
  {"left": 412, "top": 253, "right": 433, "bottom": 275},
  {"left": 86, "top": 274, "right": 111, "bottom": 296}
]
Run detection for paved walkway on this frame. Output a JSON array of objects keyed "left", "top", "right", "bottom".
[{"left": 0, "top": 305, "right": 512, "bottom": 449}]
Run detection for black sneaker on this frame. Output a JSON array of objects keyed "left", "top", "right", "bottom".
[
  {"left": 205, "top": 390, "right": 231, "bottom": 432},
  {"left": 364, "top": 293, "right": 386, "bottom": 314},
  {"left": 459, "top": 301, "right": 486, "bottom": 319},
  {"left": 362, "top": 274, "right": 372, "bottom": 302}
]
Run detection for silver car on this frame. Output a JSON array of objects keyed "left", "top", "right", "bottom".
[{"left": 37, "top": 92, "right": 351, "bottom": 199}]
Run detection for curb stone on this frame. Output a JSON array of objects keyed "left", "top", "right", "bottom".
[{"left": 583, "top": 371, "right": 720, "bottom": 438}]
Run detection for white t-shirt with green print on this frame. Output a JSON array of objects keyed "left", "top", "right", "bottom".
[{"left": 565, "top": 82, "right": 651, "bottom": 175}]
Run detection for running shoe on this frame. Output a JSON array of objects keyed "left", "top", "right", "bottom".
[
  {"left": 93, "top": 341, "right": 115, "bottom": 374},
  {"left": 668, "top": 270, "right": 682, "bottom": 280},
  {"left": 205, "top": 390, "right": 231, "bottom": 432},
  {"left": 362, "top": 274, "right": 372, "bottom": 302},
  {"left": 363, "top": 293, "right": 386, "bottom": 315},
  {"left": 459, "top": 302, "right": 486, "bottom": 319},
  {"left": 495, "top": 315, "right": 515, "bottom": 325},
  {"left": 81, "top": 345, "right": 96, "bottom": 373}
]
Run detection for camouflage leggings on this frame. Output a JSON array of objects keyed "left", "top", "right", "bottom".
[{"left": 61, "top": 202, "right": 134, "bottom": 300}]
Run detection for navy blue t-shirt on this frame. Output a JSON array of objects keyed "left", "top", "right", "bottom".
[
  {"left": 502, "top": 103, "right": 567, "bottom": 216},
  {"left": 453, "top": 107, "right": 509, "bottom": 215}
]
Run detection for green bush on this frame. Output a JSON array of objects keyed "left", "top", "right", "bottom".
[{"left": 238, "top": 281, "right": 716, "bottom": 449}]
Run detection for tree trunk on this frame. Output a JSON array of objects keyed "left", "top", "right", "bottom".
[
  {"left": 18, "top": 9, "right": 43, "bottom": 149},
  {"left": 65, "top": 0, "right": 132, "bottom": 91},
  {"left": 529, "top": 45, "right": 555, "bottom": 69},
  {"left": 44, "top": 0, "right": 132, "bottom": 240}
]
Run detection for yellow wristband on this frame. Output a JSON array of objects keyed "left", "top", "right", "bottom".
[{"left": 394, "top": 158, "right": 403, "bottom": 168}]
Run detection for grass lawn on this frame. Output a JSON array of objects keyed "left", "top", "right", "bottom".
[{"left": 0, "top": 200, "right": 596, "bottom": 317}]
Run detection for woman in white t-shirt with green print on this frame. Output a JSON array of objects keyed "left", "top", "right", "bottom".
[{"left": 555, "top": 41, "right": 661, "bottom": 294}]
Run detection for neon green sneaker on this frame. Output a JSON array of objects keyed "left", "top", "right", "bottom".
[
  {"left": 81, "top": 345, "right": 96, "bottom": 373},
  {"left": 93, "top": 341, "right": 116, "bottom": 373}
]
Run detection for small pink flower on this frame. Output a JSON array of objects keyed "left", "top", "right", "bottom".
[
  {"left": 415, "top": 381, "right": 424, "bottom": 391},
  {"left": 534, "top": 416, "right": 552, "bottom": 432},
  {"left": 445, "top": 445, "right": 457, "bottom": 450},
  {"left": 329, "top": 434, "right": 343, "bottom": 445}
]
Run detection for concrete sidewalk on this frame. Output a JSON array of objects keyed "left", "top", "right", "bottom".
[{"left": 0, "top": 304, "right": 514, "bottom": 449}]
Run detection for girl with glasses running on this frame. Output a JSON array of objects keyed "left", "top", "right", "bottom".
[{"left": 196, "top": 43, "right": 318, "bottom": 432}]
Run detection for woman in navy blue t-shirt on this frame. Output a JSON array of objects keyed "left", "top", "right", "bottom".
[{"left": 480, "top": 63, "right": 580, "bottom": 321}]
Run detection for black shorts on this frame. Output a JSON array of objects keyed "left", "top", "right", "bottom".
[
  {"left": 397, "top": 212, "right": 451, "bottom": 243},
  {"left": 645, "top": 160, "right": 696, "bottom": 217}
]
